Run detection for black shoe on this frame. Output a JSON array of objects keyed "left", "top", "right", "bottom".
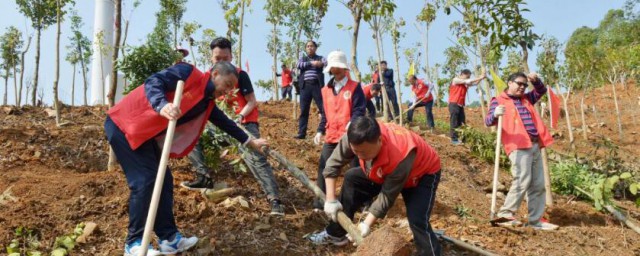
[
  {"left": 180, "top": 174, "right": 214, "bottom": 191},
  {"left": 293, "top": 134, "right": 305, "bottom": 139},
  {"left": 270, "top": 199, "right": 285, "bottom": 216}
]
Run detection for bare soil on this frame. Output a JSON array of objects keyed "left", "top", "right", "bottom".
[{"left": 1, "top": 87, "right": 640, "bottom": 255}]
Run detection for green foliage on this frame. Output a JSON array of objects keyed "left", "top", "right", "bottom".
[
  {"left": 454, "top": 204, "right": 472, "bottom": 219},
  {"left": 16, "top": 0, "right": 73, "bottom": 31},
  {"left": 457, "top": 125, "right": 509, "bottom": 167},
  {"left": 535, "top": 35, "right": 561, "bottom": 86},
  {"left": 1, "top": 27, "right": 23, "bottom": 70},
  {"left": 6, "top": 227, "right": 42, "bottom": 256},
  {"left": 199, "top": 98, "right": 247, "bottom": 173},
  {"left": 160, "top": 0, "right": 187, "bottom": 46},
  {"left": 550, "top": 161, "right": 601, "bottom": 198},
  {"left": 195, "top": 28, "right": 217, "bottom": 69},
  {"left": 500, "top": 50, "right": 523, "bottom": 81},
  {"left": 50, "top": 223, "right": 85, "bottom": 256},
  {"left": 442, "top": 46, "right": 468, "bottom": 79},
  {"left": 65, "top": 10, "right": 91, "bottom": 70}
]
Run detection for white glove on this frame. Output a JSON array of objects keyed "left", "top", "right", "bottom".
[
  {"left": 358, "top": 222, "right": 371, "bottom": 238},
  {"left": 313, "top": 132, "right": 323, "bottom": 145},
  {"left": 323, "top": 200, "right": 342, "bottom": 222},
  {"left": 494, "top": 105, "right": 505, "bottom": 117}
]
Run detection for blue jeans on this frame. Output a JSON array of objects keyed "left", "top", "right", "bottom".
[
  {"left": 104, "top": 116, "right": 178, "bottom": 245},
  {"left": 407, "top": 100, "right": 435, "bottom": 128},
  {"left": 281, "top": 86, "right": 292, "bottom": 100},
  {"left": 188, "top": 123, "right": 280, "bottom": 200},
  {"left": 298, "top": 79, "right": 326, "bottom": 137}
]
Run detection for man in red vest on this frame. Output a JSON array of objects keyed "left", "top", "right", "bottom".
[
  {"left": 312, "top": 50, "right": 366, "bottom": 211},
  {"left": 407, "top": 75, "right": 435, "bottom": 131},
  {"left": 307, "top": 116, "right": 442, "bottom": 255},
  {"left": 182, "top": 37, "right": 285, "bottom": 216},
  {"left": 105, "top": 61, "right": 268, "bottom": 256},
  {"left": 275, "top": 64, "right": 293, "bottom": 100},
  {"left": 449, "top": 69, "right": 485, "bottom": 145},
  {"left": 362, "top": 83, "right": 382, "bottom": 117},
  {"left": 485, "top": 72, "right": 558, "bottom": 231}
]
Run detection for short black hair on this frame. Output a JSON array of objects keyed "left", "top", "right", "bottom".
[
  {"left": 371, "top": 83, "right": 382, "bottom": 91},
  {"left": 508, "top": 72, "right": 527, "bottom": 82},
  {"left": 347, "top": 116, "right": 381, "bottom": 145},
  {"left": 210, "top": 37, "right": 232, "bottom": 50},
  {"left": 461, "top": 69, "right": 472, "bottom": 75},
  {"left": 306, "top": 40, "right": 318, "bottom": 47},
  {"left": 380, "top": 60, "right": 387, "bottom": 65},
  {"left": 409, "top": 75, "right": 417, "bottom": 80},
  {"left": 281, "top": 64, "right": 286, "bottom": 68}
]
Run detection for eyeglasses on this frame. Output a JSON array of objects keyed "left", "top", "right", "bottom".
[{"left": 513, "top": 81, "right": 528, "bottom": 87}]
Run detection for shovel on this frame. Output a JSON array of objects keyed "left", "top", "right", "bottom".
[
  {"left": 489, "top": 115, "right": 511, "bottom": 226},
  {"left": 139, "top": 80, "right": 185, "bottom": 256}
]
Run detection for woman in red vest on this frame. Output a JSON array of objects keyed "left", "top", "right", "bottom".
[
  {"left": 485, "top": 72, "right": 558, "bottom": 231},
  {"left": 362, "top": 83, "right": 382, "bottom": 117},
  {"left": 407, "top": 75, "right": 435, "bottom": 131},
  {"left": 312, "top": 50, "right": 366, "bottom": 211},
  {"left": 307, "top": 116, "right": 442, "bottom": 256},
  {"left": 275, "top": 64, "right": 293, "bottom": 100},
  {"left": 105, "top": 61, "right": 268, "bottom": 256}
]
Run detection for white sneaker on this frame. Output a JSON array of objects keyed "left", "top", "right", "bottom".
[
  {"left": 123, "top": 240, "right": 161, "bottom": 256},
  {"left": 159, "top": 232, "right": 198, "bottom": 254},
  {"left": 306, "top": 230, "right": 349, "bottom": 246},
  {"left": 529, "top": 219, "right": 559, "bottom": 231}
]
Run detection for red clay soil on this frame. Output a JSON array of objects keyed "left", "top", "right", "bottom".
[{"left": 1, "top": 96, "right": 639, "bottom": 255}]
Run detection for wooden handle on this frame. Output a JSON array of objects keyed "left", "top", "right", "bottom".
[
  {"left": 139, "top": 80, "right": 185, "bottom": 256},
  {"left": 490, "top": 115, "right": 503, "bottom": 220}
]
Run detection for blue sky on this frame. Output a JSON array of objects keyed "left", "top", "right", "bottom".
[{"left": 0, "top": 0, "right": 626, "bottom": 105}]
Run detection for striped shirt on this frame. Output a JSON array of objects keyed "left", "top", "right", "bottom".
[
  {"left": 485, "top": 80, "right": 547, "bottom": 138},
  {"left": 297, "top": 54, "right": 326, "bottom": 81}
]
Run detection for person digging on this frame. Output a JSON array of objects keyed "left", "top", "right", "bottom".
[
  {"left": 105, "top": 61, "right": 268, "bottom": 256},
  {"left": 485, "top": 72, "right": 558, "bottom": 231},
  {"left": 307, "top": 116, "right": 443, "bottom": 256},
  {"left": 362, "top": 82, "right": 382, "bottom": 117}
]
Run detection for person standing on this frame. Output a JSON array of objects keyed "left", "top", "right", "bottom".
[
  {"left": 181, "top": 37, "right": 284, "bottom": 216},
  {"left": 362, "top": 83, "right": 382, "bottom": 117},
  {"left": 295, "top": 40, "right": 327, "bottom": 139},
  {"left": 372, "top": 65, "right": 383, "bottom": 113},
  {"left": 275, "top": 64, "right": 293, "bottom": 100},
  {"left": 379, "top": 61, "right": 400, "bottom": 118},
  {"left": 307, "top": 116, "right": 443, "bottom": 256},
  {"left": 105, "top": 61, "right": 268, "bottom": 256},
  {"left": 407, "top": 75, "right": 435, "bottom": 131},
  {"left": 485, "top": 72, "right": 558, "bottom": 231},
  {"left": 313, "top": 50, "right": 366, "bottom": 211},
  {"left": 448, "top": 69, "right": 485, "bottom": 145}
]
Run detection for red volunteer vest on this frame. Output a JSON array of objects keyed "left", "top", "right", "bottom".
[
  {"left": 108, "top": 65, "right": 214, "bottom": 158},
  {"left": 412, "top": 79, "right": 433, "bottom": 103},
  {"left": 218, "top": 69, "right": 259, "bottom": 124},
  {"left": 360, "top": 122, "right": 441, "bottom": 188},
  {"left": 362, "top": 83, "right": 374, "bottom": 101},
  {"left": 321, "top": 79, "right": 359, "bottom": 144},
  {"left": 281, "top": 69, "right": 292, "bottom": 87},
  {"left": 495, "top": 92, "right": 554, "bottom": 155},
  {"left": 448, "top": 82, "right": 468, "bottom": 106}
]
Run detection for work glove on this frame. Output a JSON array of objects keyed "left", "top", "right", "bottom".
[
  {"left": 358, "top": 222, "right": 371, "bottom": 238},
  {"left": 313, "top": 132, "right": 323, "bottom": 145},
  {"left": 323, "top": 200, "right": 342, "bottom": 222},
  {"left": 494, "top": 105, "right": 505, "bottom": 117}
]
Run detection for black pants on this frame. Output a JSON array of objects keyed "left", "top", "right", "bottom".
[
  {"left": 365, "top": 100, "right": 376, "bottom": 117},
  {"left": 281, "top": 86, "right": 292, "bottom": 100},
  {"left": 448, "top": 103, "right": 465, "bottom": 141},
  {"left": 375, "top": 95, "right": 382, "bottom": 112},
  {"left": 317, "top": 143, "right": 359, "bottom": 197},
  {"left": 325, "top": 168, "right": 442, "bottom": 256},
  {"left": 408, "top": 100, "right": 435, "bottom": 128},
  {"left": 298, "top": 79, "right": 325, "bottom": 137},
  {"left": 385, "top": 86, "right": 400, "bottom": 118}
]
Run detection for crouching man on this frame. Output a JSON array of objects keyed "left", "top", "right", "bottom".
[{"left": 307, "top": 116, "right": 443, "bottom": 256}]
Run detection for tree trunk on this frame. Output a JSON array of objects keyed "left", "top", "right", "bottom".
[
  {"left": 473, "top": 34, "right": 487, "bottom": 121},
  {"left": 237, "top": 0, "right": 245, "bottom": 67},
  {"left": 53, "top": 0, "right": 62, "bottom": 125},
  {"left": 3, "top": 75, "right": 7, "bottom": 105},
  {"left": 271, "top": 22, "right": 279, "bottom": 101},
  {"left": 392, "top": 21, "right": 403, "bottom": 125},
  {"left": 373, "top": 21, "right": 390, "bottom": 122},
  {"left": 108, "top": 0, "right": 122, "bottom": 172},
  {"left": 561, "top": 92, "right": 575, "bottom": 148},
  {"left": 611, "top": 81, "right": 623, "bottom": 141},
  {"left": 580, "top": 94, "right": 587, "bottom": 141},
  {"left": 293, "top": 27, "right": 303, "bottom": 120},
  {"left": 31, "top": 28, "right": 42, "bottom": 106},
  {"left": 13, "top": 65, "right": 18, "bottom": 106},
  {"left": 350, "top": 7, "right": 362, "bottom": 81},
  {"left": 18, "top": 36, "right": 31, "bottom": 107},
  {"left": 520, "top": 41, "right": 530, "bottom": 75},
  {"left": 78, "top": 42, "right": 88, "bottom": 106},
  {"left": 71, "top": 63, "right": 76, "bottom": 106}
]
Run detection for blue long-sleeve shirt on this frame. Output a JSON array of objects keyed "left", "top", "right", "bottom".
[
  {"left": 382, "top": 69, "right": 394, "bottom": 88},
  {"left": 485, "top": 80, "right": 547, "bottom": 138},
  {"left": 144, "top": 62, "right": 249, "bottom": 144}
]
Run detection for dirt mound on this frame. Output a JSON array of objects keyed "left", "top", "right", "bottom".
[{"left": 0, "top": 100, "right": 639, "bottom": 255}]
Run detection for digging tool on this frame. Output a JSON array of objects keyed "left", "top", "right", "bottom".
[
  {"left": 139, "top": 80, "right": 185, "bottom": 256},
  {"left": 434, "top": 230, "right": 498, "bottom": 256},
  {"left": 391, "top": 95, "right": 427, "bottom": 122},
  {"left": 489, "top": 115, "right": 510, "bottom": 226},
  {"left": 231, "top": 120, "right": 365, "bottom": 245}
]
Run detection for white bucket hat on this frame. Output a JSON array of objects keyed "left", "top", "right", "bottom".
[{"left": 324, "top": 50, "right": 350, "bottom": 73}]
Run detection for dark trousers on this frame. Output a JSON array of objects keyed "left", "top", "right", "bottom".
[
  {"left": 317, "top": 143, "right": 359, "bottom": 196},
  {"left": 407, "top": 100, "right": 435, "bottom": 128},
  {"left": 298, "top": 79, "right": 325, "bottom": 137},
  {"left": 325, "top": 168, "right": 442, "bottom": 256},
  {"left": 365, "top": 100, "right": 376, "bottom": 117},
  {"left": 385, "top": 86, "right": 400, "bottom": 118},
  {"left": 281, "top": 86, "right": 292, "bottom": 100},
  {"left": 104, "top": 117, "right": 177, "bottom": 245},
  {"left": 375, "top": 95, "right": 382, "bottom": 112},
  {"left": 448, "top": 103, "right": 466, "bottom": 141}
]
